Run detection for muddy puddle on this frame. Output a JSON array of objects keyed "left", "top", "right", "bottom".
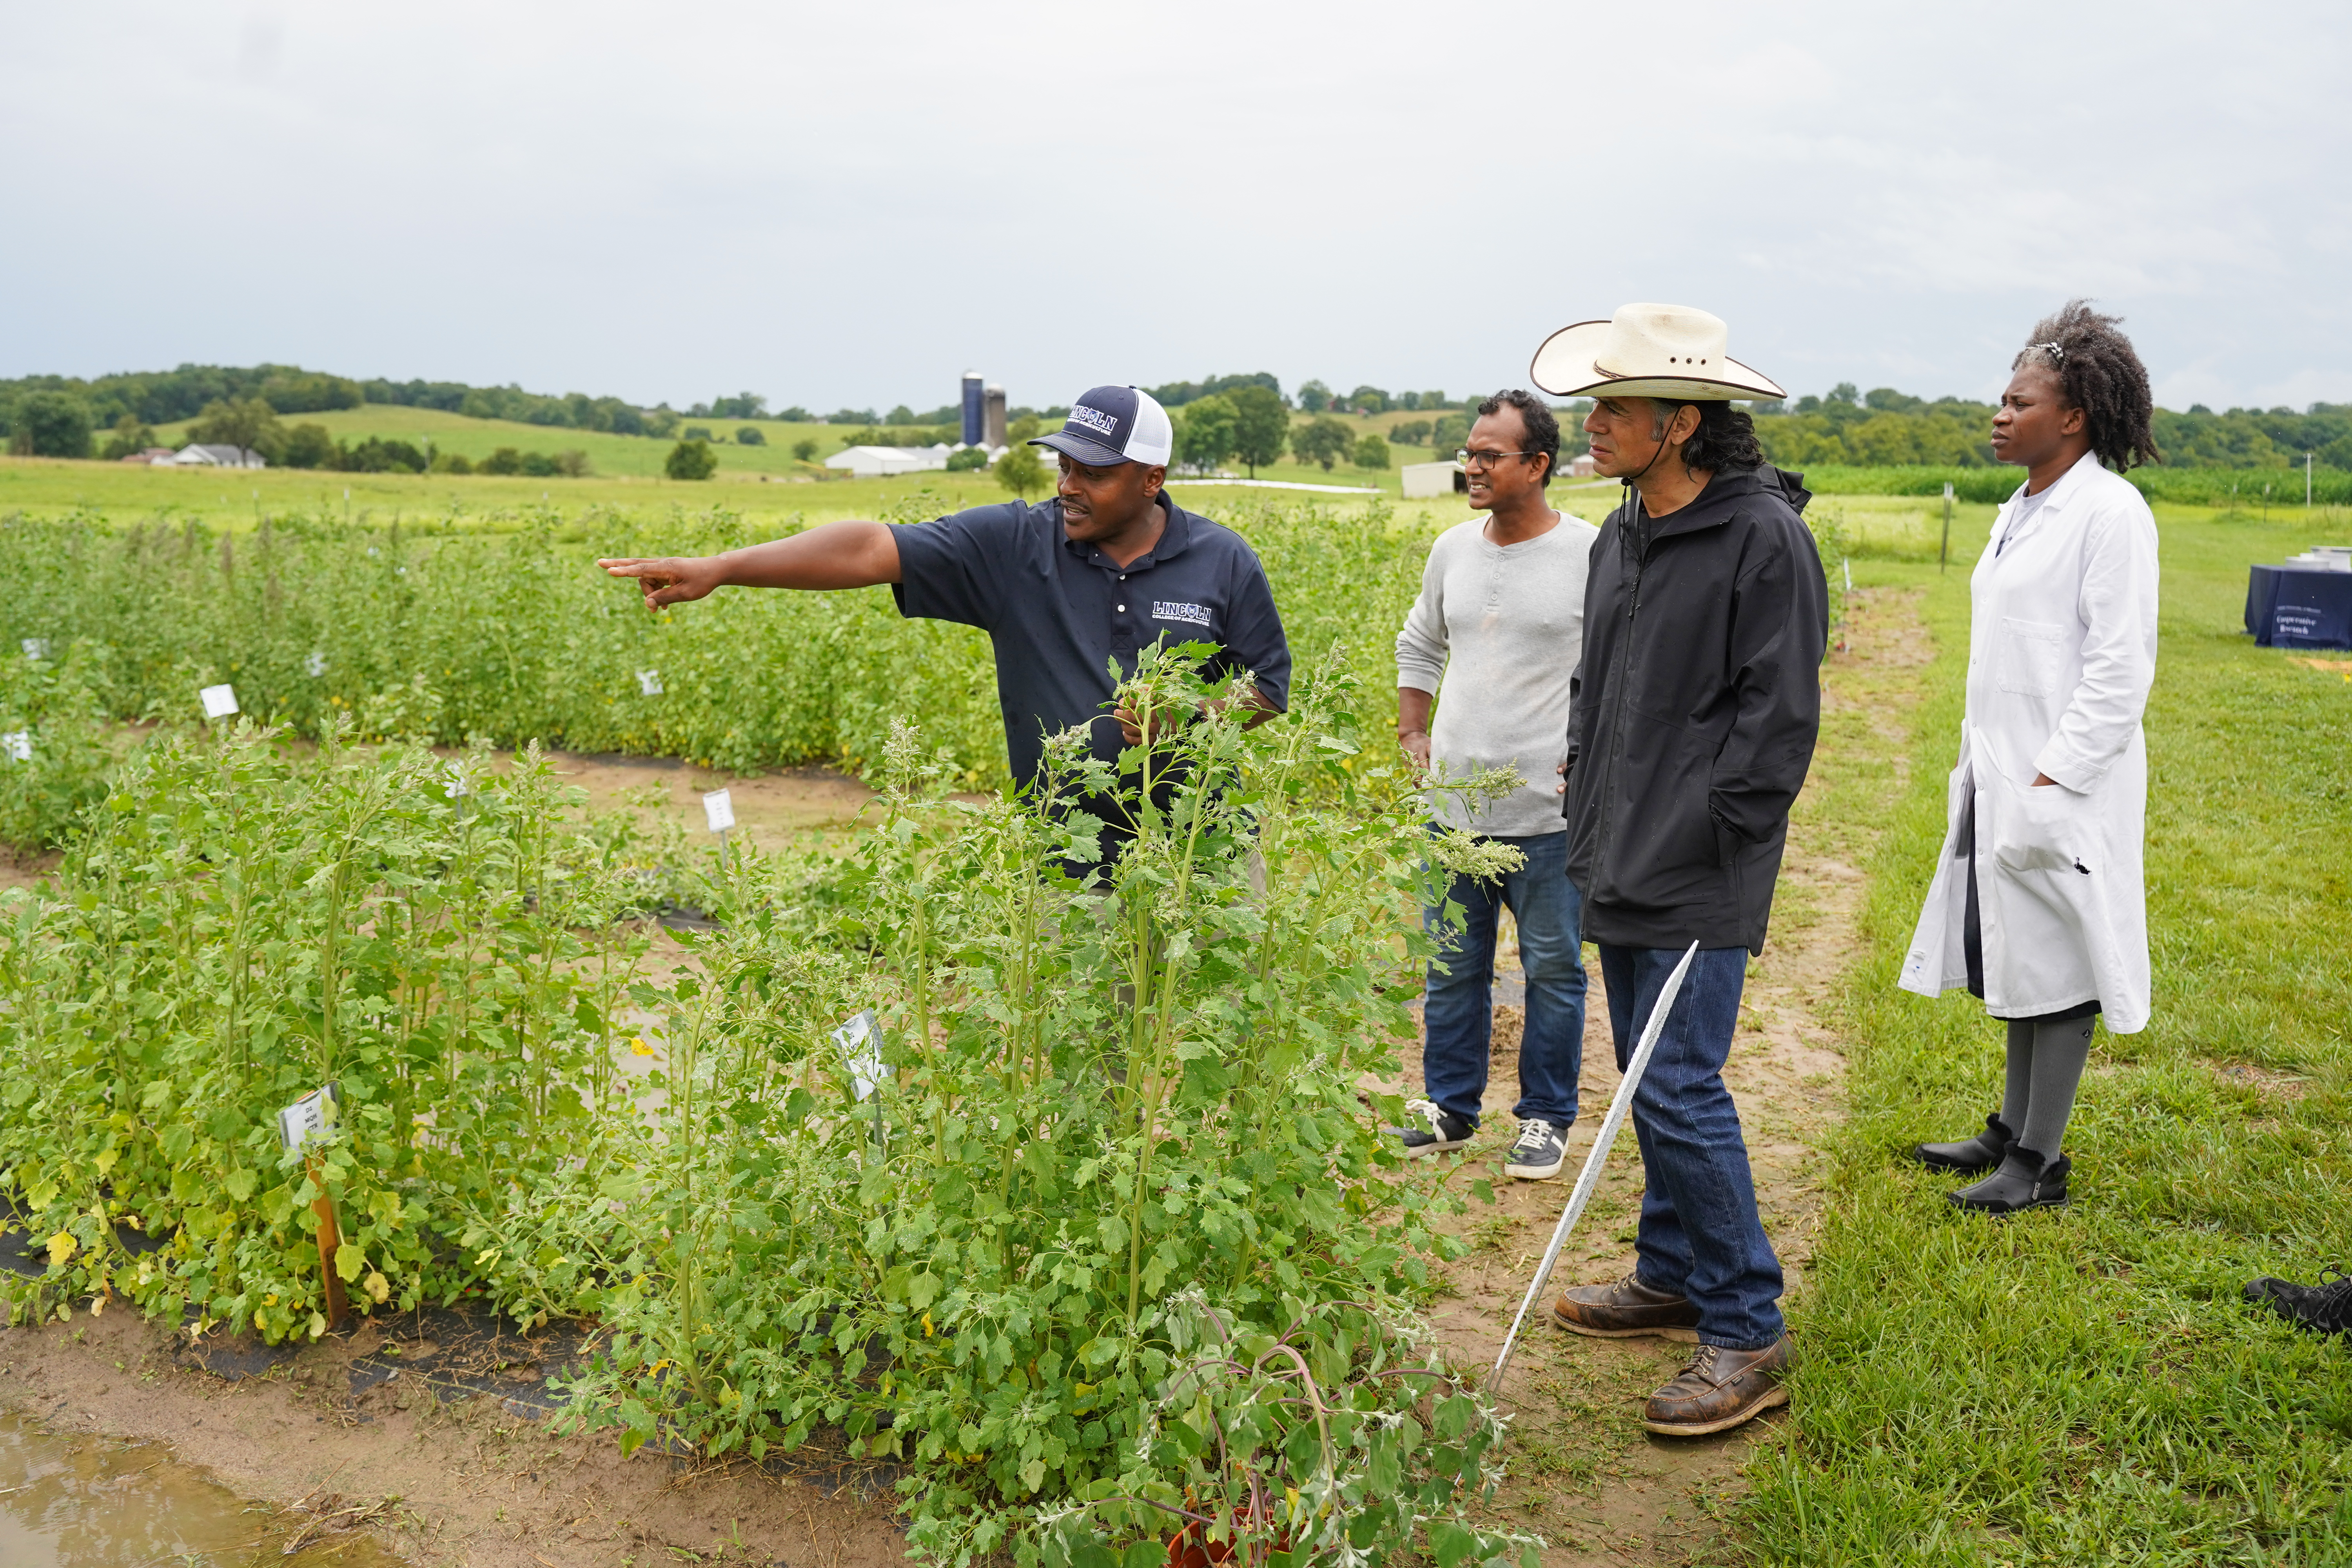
[{"left": 0, "top": 1409, "right": 401, "bottom": 1566}]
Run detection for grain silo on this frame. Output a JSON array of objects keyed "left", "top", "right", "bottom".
[
  {"left": 984, "top": 384, "right": 1007, "bottom": 448},
  {"left": 961, "top": 372, "right": 985, "bottom": 447}
]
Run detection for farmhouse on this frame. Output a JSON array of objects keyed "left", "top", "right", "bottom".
[
  {"left": 170, "top": 443, "right": 267, "bottom": 468},
  {"left": 825, "top": 443, "right": 951, "bottom": 478}
]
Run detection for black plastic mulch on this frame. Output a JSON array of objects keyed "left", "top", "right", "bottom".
[
  {"left": 0, "top": 1200, "right": 171, "bottom": 1281},
  {"left": 167, "top": 1298, "right": 598, "bottom": 1421}
]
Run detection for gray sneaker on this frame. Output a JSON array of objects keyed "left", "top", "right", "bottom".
[
  {"left": 1390, "top": 1098, "right": 1475, "bottom": 1157},
  {"left": 1503, "top": 1117, "right": 1569, "bottom": 1179}
]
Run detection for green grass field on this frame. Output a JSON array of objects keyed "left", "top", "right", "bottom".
[
  {"left": 103, "top": 401, "right": 1481, "bottom": 495},
  {"left": 1742, "top": 503, "right": 2352, "bottom": 1565},
  {"left": 0, "top": 448, "right": 1640, "bottom": 532}
]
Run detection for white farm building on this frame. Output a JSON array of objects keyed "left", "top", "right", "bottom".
[{"left": 825, "top": 444, "right": 953, "bottom": 479}]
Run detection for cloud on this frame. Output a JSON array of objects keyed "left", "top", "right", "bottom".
[{"left": 4, "top": 0, "right": 2349, "bottom": 409}]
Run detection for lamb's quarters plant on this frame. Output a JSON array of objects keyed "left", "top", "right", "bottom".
[
  {"left": 557, "top": 645, "right": 1535, "bottom": 1565},
  {"left": 0, "top": 635, "right": 119, "bottom": 848},
  {"left": 0, "top": 723, "right": 666, "bottom": 1338}
]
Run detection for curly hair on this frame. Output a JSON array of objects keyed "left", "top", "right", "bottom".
[
  {"left": 1646, "top": 398, "right": 1766, "bottom": 473},
  {"left": 1475, "top": 388, "right": 1561, "bottom": 487},
  {"left": 2014, "top": 299, "right": 2161, "bottom": 471}
]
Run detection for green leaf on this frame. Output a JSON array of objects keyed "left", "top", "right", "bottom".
[
  {"left": 224, "top": 1169, "right": 256, "bottom": 1202},
  {"left": 1426, "top": 1521, "right": 1477, "bottom": 1568}
]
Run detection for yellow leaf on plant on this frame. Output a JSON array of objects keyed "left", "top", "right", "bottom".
[
  {"left": 45, "top": 1231, "right": 77, "bottom": 1266},
  {"left": 630, "top": 1036, "right": 655, "bottom": 1056},
  {"left": 308, "top": 1311, "right": 327, "bottom": 1339},
  {"left": 93, "top": 1147, "right": 119, "bottom": 1176},
  {"left": 365, "top": 1271, "right": 391, "bottom": 1304}
]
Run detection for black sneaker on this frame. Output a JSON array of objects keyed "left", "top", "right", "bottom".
[
  {"left": 1504, "top": 1118, "right": 1570, "bottom": 1180},
  {"left": 2246, "top": 1266, "right": 2352, "bottom": 1338},
  {"left": 1390, "top": 1098, "right": 1474, "bottom": 1157}
]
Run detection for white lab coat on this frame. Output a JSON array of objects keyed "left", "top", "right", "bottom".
[{"left": 1899, "top": 451, "right": 2159, "bottom": 1033}]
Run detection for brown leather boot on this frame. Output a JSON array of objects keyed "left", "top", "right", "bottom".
[
  {"left": 1550, "top": 1272, "right": 1701, "bottom": 1342},
  {"left": 1641, "top": 1334, "right": 1794, "bottom": 1437}
]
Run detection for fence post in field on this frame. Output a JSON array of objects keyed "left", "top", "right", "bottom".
[{"left": 1940, "top": 481, "right": 1954, "bottom": 572}]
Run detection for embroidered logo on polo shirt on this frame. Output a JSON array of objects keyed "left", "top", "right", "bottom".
[
  {"left": 1068, "top": 405, "right": 1118, "bottom": 436},
  {"left": 1153, "top": 601, "right": 1212, "bottom": 627}
]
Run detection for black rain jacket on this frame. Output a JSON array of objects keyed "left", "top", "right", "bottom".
[{"left": 1561, "top": 465, "right": 1827, "bottom": 955}]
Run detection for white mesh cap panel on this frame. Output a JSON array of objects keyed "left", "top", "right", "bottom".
[{"left": 1125, "top": 387, "right": 1174, "bottom": 466}]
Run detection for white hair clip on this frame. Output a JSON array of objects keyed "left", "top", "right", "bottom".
[{"left": 2030, "top": 341, "right": 2066, "bottom": 361}]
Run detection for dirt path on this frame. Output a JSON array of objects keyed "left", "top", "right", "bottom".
[{"left": 1386, "top": 584, "right": 1929, "bottom": 1565}]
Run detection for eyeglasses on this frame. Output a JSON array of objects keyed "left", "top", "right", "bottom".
[{"left": 1456, "top": 448, "right": 1542, "bottom": 470}]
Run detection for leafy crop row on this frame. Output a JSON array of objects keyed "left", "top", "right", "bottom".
[{"left": 0, "top": 496, "right": 1439, "bottom": 804}]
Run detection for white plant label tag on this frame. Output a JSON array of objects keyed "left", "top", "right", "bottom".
[
  {"left": 200, "top": 684, "right": 240, "bottom": 718},
  {"left": 445, "top": 765, "right": 468, "bottom": 799},
  {"left": 0, "top": 731, "right": 29, "bottom": 762},
  {"left": 636, "top": 669, "right": 663, "bottom": 696},
  {"left": 831, "top": 1010, "right": 884, "bottom": 1102},
  {"left": 305, "top": 650, "right": 327, "bottom": 677},
  {"left": 276, "top": 1082, "right": 339, "bottom": 1152},
  {"left": 702, "top": 789, "right": 735, "bottom": 832},
  {"left": 20, "top": 639, "right": 49, "bottom": 660}
]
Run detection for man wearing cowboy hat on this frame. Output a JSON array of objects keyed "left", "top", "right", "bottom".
[{"left": 1530, "top": 303, "right": 1827, "bottom": 1437}]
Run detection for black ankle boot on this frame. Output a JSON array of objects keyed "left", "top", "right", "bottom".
[
  {"left": 1911, "top": 1112, "right": 2015, "bottom": 1174},
  {"left": 1949, "top": 1144, "right": 2069, "bottom": 1213}
]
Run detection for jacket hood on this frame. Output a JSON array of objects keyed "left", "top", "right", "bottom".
[{"left": 1623, "top": 464, "right": 1812, "bottom": 540}]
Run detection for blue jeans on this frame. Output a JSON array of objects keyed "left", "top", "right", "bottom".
[
  {"left": 1422, "top": 829, "right": 1586, "bottom": 1129},
  {"left": 1597, "top": 942, "right": 1785, "bottom": 1351}
]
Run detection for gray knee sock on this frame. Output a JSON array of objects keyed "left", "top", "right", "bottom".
[
  {"left": 1999, "top": 1020, "right": 2034, "bottom": 1131},
  {"left": 2018, "top": 1017, "right": 2096, "bottom": 1157}
]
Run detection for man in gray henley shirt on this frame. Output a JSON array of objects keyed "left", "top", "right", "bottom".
[{"left": 1392, "top": 389, "right": 1600, "bottom": 1179}]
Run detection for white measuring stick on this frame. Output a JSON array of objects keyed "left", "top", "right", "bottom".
[{"left": 1490, "top": 940, "right": 1700, "bottom": 1394}]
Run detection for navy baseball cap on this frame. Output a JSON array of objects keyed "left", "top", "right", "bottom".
[{"left": 1031, "top": 385, "right": 1175, "bottom": 468}]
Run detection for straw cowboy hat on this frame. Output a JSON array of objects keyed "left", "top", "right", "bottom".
[{"left": 1530, "top": 303, "right": 1785, "bottom": 403}]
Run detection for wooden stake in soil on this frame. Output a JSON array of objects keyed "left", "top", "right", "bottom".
[
  {"left": 278, "top": 1083, "right": 349, "bottom": 1330},
  {"left": 1488, "top": 941, "right": 1699, "bottom": 1396}
]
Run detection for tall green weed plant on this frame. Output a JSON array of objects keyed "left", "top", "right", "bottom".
[
  {"left": 0, "top": 636, "right": 120, "bottom": 849},
  {"left": 561, "top": 644, "right": 1535, "bottom": 1566}
]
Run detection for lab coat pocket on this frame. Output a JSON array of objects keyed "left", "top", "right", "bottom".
[
  {"left": 1990, "top": 774, "right": 2092, "bottom": 878},
  {"left": 1994, "top": 617, "right": 2069, "bottom": 697}
]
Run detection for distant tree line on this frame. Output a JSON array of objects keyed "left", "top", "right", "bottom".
[
  {"left": 1746, "top": 384, "right": 2352, "bottom": 471},
  {"left": 11, "top": 363, "right": 2351, "bottom": 474},
  {"left": 1296, "top": 382, "right": 1476, "bottom": 416}
]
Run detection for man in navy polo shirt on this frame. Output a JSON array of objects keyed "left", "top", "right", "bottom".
[{"left": 599, "top": 385, "right": 1291, "bottom": 848}]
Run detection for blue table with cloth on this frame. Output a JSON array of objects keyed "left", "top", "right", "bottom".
[{"left": 2245, "top": 565, "right": 2352, "bottom": 649}]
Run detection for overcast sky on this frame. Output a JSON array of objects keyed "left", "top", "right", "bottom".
[{"left": 6, "top": 2, "right": 2348, "bottom": 416}]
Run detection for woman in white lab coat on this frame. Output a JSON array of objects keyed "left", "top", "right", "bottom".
[{"left": 1899, "top": 301, "right": 2161, "bottom": 1213}]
